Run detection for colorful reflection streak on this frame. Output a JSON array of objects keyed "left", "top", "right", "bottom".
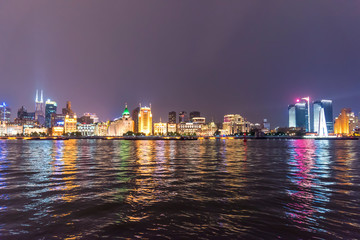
[{"left": 286, "top": 140, "right": 331, "bottom": 233}]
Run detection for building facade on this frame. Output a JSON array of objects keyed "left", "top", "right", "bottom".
[
  {"left": 222, "top": 114, "right": 250, "bottom": 135},
  {"left": 179, "top": 111, "right": 188, "bottom": 123},
  {"left": 64, "top": 115, "right": 77, "bottom": 134},
  {"left": 168, "top": 111, "right": 176, "bottom": 124},
  {"left": 138, "top": 106, "right": 152, "bottom": 135},
  {"left": 45, "top": 100, "right": 57, "bottom": 128},
  {"left": 334, "top": 108, "right": 351, "bottom": 135},
  {"left": 107, "top": 105, "right": 135, "bottom": 136},
  {"left": 154, "top": 122, "right": 167, "bottom": 135},
  {"left": 313, "top": 100, "right": 333, "bottom": 133}
]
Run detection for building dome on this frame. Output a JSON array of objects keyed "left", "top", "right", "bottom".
[{"left": 122, "top": 104, "right": 130, "bottom": 117}]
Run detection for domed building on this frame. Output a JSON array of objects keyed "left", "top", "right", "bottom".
[{"left": 107, "top": 104, "right": 135, "bottom": 136}]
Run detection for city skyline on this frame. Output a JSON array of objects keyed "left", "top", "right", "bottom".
[{"left": 2, "top": 90, "right": 360, "bottom": 128}]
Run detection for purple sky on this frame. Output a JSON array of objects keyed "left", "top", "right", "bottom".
[{"left": 1, "top": 1, "right": 360, "bottom": 126}]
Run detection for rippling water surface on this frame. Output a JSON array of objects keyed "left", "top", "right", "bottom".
[{"left": 0, "top": 139, "right": 360, "bottom": 239}]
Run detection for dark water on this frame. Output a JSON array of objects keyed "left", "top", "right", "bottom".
[{"left": 0, "top": 139, "right": 360, "bottom": 239}]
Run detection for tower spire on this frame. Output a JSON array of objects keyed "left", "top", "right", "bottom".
[
  {"left": 35, "top": 89, "right": 38, "bottom": 102},
  {"left": 40, "top": 90, "right": 43, "bottom": 103}
]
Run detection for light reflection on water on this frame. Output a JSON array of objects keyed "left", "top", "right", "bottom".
[{"left": 0, "top": 139, "right": 359, "bottom": 239}]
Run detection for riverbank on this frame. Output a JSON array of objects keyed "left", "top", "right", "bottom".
[{"left": 0, "top": 136, "right": 358, "bottom": 140}]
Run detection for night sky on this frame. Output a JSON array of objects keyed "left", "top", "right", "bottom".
[{"left": 1, "top": 1, "right": 360, "bottom": 127}]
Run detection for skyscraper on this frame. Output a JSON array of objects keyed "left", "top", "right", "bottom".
[
  {"left": 313, "top": 100, "right": 333, "bottom": 133},
  {"left": 132, "top": 107, "right": 140, "bottom": 133},
  {"left": 179, "top": 111, "right": 188, "bottom": 123},
  {"left": 45, "top": 99, "right": 57, "bottom": 128},
  {"left": 0, "top": 102, "right": 11, "bottom": 122},
  {"left": 190, "top": 111, "right": 200, "bottom": 121},
  {"left": 35, "top": 90, "right": 45, "bottom": 124},
  {"left": 334, "top": 108, "right": 351, "bottom": 135},
  {"left": 138, "top": 105, "right": 152, "bottom": 135},
  {"left": 288, "top": 100, "right": 308, "bottom": 130},
  {"left": 168, "top": 111, "right": 176, "bottom": 124}
]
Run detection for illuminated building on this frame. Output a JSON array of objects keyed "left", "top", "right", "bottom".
[
  {"left": 334, "top": 108, "right": 351, "bottom": 135},
  {"left": 190, "top": 111, "right": 200, "bottom": 121},
  {"left": 34, "top": 90, "right": 45, "bottom": 125},
  {"left": 178, "top": 122, "right": 202, "bottom": 135},
  {"left": 62, "top": 101, "right": 74, "bottom": 117},
  {"left": 52, "top": 126, "right": 64, "bottom": 136},
  {"left": 222, "top": 114, "right": 250, "bottom": 135},
  {"left": 107, "top": 104, "right": 135, "bottom": 136},
  {"left": 64, "top": 115, "right": 77, "bottom": 134},
  {"left": 3, "top": 123, "right": 23, "bottom": 136},
  {"left": 138, "top": 105, "right": 152, "bottom": 135},
  {"left": 198, "top": 122, "right": 218, "bottom": 136},
  {"left": 179, "top": 111, "right": 188, "bottom": 123},
  {"left": 318, "top": 107, "right": 328, "bottom": 137},
  {"left": 168, "top": 111, "right": 176, "bottom": 124},
  {"left": 154, "top": 121, "right": 167, "bottom": 135},
  {"left": 0, "top": 102, "right": 11, "bottom": 122},
  {"left": 132, "top": 107, "right": 140, "bottom": 133},
  {"left": 94, "top": 122, "right": 109, "bottom": 136},
  {"left": 45, "top": 99, "right": 57, "bottom": 128},
  {"left": 24, "top": 127, "right": 48, "bottom": 136},
  {"left": 77, "top": 123, "right": 95, "bottom": 136},
  {"left": 313, "top": 100, "right": 333, "bottom": 133},
  {"left": 167, "top": 123, "right": 177, "bottom": 133},
  {"left": 288, "top": 99, "right": 308, "bottom": 131},
  {"left": 192, "top": 117, "right": 205, "bottom": 124}
]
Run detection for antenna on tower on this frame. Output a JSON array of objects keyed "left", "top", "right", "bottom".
[
  {"left": 35, "top": 89, "right": 38, "bottom": 102},
  {"left": 40, "top": 90, "right": 43, "bottom": 103}
]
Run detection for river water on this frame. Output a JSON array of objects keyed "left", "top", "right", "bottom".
[{"left": 0, "top": 139, "right": 359, "bottom": 239}]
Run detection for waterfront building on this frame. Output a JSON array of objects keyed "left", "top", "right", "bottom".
[
  {"left": 178, "top": 122, "right": 203, "bottom": 135},
  {"left": 107, "top": 104, "right": 134, "bottom": 136},
  {"left": 3, "top": 123, "right": 23, "bottom": 136},
  {"left": 78, "top": 115, "right": 93, "bottom": 124},
  {"left": 34, "top": 90, "right": 45, "bottom": 125},
  {"left": 167, "top": 123, "right": 177, "bottom": 134},
  {"left": 138, "top": 105, "right": 152, "bottom": 135},
  {"left": 168, "top": 111, "right": 176, "bottom": 124},
  {"left": 190, "top": 111, "right": 200, "bottom": 121},
  {"left": 318, "top": 107, "right": 328, "bottom": 137},
  {"left": 313, "top": 100, "right": 333, "bottom": 133},
  {"left": 94, "top": 122, "right": 109, "bottom": 136},
  {"left": 198, "top": 122, "right": 218, "bottom": 136},
  {"left": 45, "top": 99, "right": 57, "bottom": 128},
  {"left": 288, "top": 100, "right": 308, "bottom": 131},
  {"left": 24, "top": 127, "right": 48, "bottom": 136},
  {"left": 132, "top": 107, "right": 140, "bottom": 133},
  {"left": 64, "top": 115, "right": 77, "bottom": 134},
  {"left": 334, "top": 108, "right": 351, "bottom": 135},
  {"left": 222, "top": 114, "right": 250, "bottom": 135},
  {"left": 154, "top": 121, "right": 167, "bottom": 135},
  {"left": 179, "top": 111, "right": 188, "bottom": 123},
  {"left": 77, "top": 123, "right": 95, "bottom": 136},
  {"left": 62, "top": 101, "right": 75, "bottom": 117},
  {"left": 0, "top": 102, "right": 11, "bottom": 122},
  {"left": 52, "top": 126, "right": 64, "bottom": 136}
]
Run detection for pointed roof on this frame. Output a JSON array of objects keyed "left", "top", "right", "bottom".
[{"left": 122, "top": 103, "right": 130, "bottom": 116}]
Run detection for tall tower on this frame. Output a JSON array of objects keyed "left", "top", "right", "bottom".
[
  {"left": 318, "top": 107, "right": 328, "bottom": 137},
  {"left": 138, "top": 105, "right": 153, "bottom": 135},
  {"left": 35, "top": 90, "right": 45, "bottom": 125}
]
